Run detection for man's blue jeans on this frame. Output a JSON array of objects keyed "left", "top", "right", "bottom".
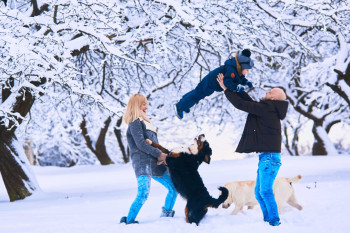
[
  {"left": 255, "top": 152, "right": 281, "bottom": 225},
  {"left": 127, "top": 172, "right": 177, "bottom": 223}
]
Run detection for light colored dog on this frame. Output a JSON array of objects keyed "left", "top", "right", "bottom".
[{"left": 222, "top": 175, "right": 303, "bottom": 215}]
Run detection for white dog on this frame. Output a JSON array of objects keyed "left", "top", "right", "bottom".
[{"left": 222, "top": 175, "right": 303, "bottom": 215}]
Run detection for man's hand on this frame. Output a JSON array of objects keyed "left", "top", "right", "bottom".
[
  {"left": 157, "top": 153, "right": 168, "bottom": 165},
  {"left": 216, "top": 73, "right": 227, "bottom": 91}
]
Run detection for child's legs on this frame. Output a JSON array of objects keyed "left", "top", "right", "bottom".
[
  {"left": 152, "top": 172, "right": 178, "bottom": 211},
  {"left": 177, "top": 77, "right": 215, "bottom": 112},
  {"left": 127, "top": 176, "right": 151, "bottom": 223}
]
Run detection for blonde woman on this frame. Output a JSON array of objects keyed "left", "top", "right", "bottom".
[{"left": 120, "top": 94, "right": 177, "bottom": 224}]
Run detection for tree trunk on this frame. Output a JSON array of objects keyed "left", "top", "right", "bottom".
[
  {"left": 0, "top": 139, "right": 38, "bottom": 201},
  {"left": 95, "top": 117, "right": 114, "bottom": 165},
  {"left": 81, "top": 116, "right": 114, "bottom": 165},
  {"left": 311, "top": 124, "right": 327, "bottom": 156},
  {"left": 283, "top": 126, "right": 293, "bottom": 155},
  {"left": 0, "top": 84, "right": 43, "bottom": 201},
  {"left": 283, "top": 122, "right": 301, "bottom": 156},
  {"left": 311, "top": 123, "right": 338, "bottom": 156},
  {"left": 291, "top": 125, "right": 301, "bottom": 156},
  {"left": 114, "top": 117, "right": 130, "bottom": 163},
  {"left": 2, "top": 77, "right": 14, "bottom": 101},
  {"left": 0, "top": 0, "right": 50, "bottom": 201}
]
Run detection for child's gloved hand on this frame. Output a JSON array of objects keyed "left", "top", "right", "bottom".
[
  {"left": 246, "top": 81, "right": 253, "bottom": 88},
  {"left": 236, "top": 86, "right": 245, "bottom": 93}
]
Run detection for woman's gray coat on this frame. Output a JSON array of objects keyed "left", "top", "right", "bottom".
[{"left": 126, "top": 118, "right": 166, "bottom": 177}]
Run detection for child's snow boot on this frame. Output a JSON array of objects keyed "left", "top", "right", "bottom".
[{"left": 174, "top": 104, "right": 183, "bottom": 120}]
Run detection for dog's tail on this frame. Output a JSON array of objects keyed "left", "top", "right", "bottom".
[
  {"left": 211, "top": 187, "right": 229, "bottom": 208},
  {"left": 287, "top": 174, "right": 302, "bottom": 183}
]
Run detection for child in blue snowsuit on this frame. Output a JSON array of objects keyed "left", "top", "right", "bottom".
[{"left": 174, "top": 49, "right": 254, "bottom": 119}]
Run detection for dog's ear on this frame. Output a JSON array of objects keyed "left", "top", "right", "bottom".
[
  {"left": 202, "top": 142, "right": 212, "bottom": 164},
  {"left": 204, "top": 141, "right": 212, "bottom": 154},
  {"left": 203, "top": 154, "right": 211, "bottom": 164}
]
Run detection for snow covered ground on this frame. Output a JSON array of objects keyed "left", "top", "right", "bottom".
[{"left": 1, "top": 155, "right": 350, "bottom": 233}]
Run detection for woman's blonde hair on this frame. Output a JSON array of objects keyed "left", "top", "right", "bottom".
[{"left": 123, "top": 94, "right": 147, "bottom": 124}]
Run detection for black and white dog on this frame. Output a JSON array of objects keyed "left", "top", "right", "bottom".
[{"left": 146, "top": 135, "right": 228, "bottom": 225}]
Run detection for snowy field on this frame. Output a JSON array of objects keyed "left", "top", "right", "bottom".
[{"left": 1, "top": 155, "right": 350, "bottom": 233}]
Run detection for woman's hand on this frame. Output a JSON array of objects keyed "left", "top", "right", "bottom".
[
  {"left": 157, "top": 153, "right": 168, "bottom": 165},
  {"left": 216, "top": 73, "right": 227, "bottom": 91}
]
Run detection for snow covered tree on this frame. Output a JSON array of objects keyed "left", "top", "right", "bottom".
[
  {"left": 0, "top": 0, "right": 50, "bottom": 201},
  {"left": 0, "top": 0, "right": 159, "bottom": 199},
  {"left": 246, "top": 0, "right": 350, "bottom": 155},
  {"left": 1, "top": 0, "right": 349, "bottom": 204},
  {"left": 0, "top": 77, "right": 44, "bottom": 201}
]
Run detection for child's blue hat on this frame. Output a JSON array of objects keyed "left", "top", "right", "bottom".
[{"left": 237, "top": 49, "right": 254, "bottom": 70}]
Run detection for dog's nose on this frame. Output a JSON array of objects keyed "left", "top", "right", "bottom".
[{"left": 222, "top": 203, "right": 230, "bottom": 209}]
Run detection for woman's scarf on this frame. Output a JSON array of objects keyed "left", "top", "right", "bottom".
[{"left": 139, "top": 112, "right": 158, "bottom": 133}]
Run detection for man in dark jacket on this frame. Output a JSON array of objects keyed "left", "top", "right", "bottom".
[
  {"left": 174, "top": 49, "right": 254, "bottom": 119},
  {"left": 217, "top": 73, "right": 288, "bottom": 226}
]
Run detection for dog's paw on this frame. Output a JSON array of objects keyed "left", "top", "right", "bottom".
[{"left": 145, "top": 139, "right": 152, "bottom": 145}]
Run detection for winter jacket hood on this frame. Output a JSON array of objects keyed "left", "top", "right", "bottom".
[
  {"left": 224, "top": 56, "right": 242, "bottom": 76},
  {"left": 263, "top": 100, "right": 288, "bottom": 120},
  {"left": 224, "top": 58, "right": 237, "bottom": 68}
]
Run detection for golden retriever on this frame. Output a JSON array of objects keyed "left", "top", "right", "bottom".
[{"left": 222, "top": 175, "right": 303, "bottom": 215}]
